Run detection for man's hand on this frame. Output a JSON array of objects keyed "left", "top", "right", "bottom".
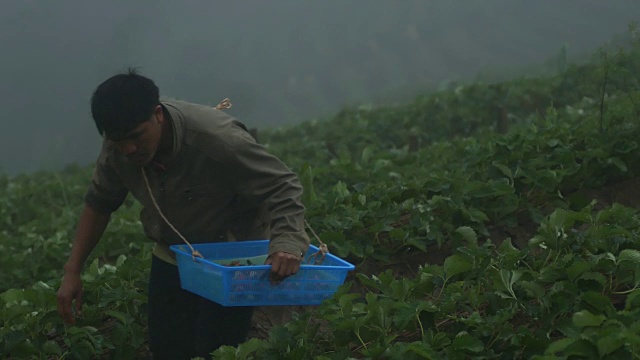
[
  {"left": 57, "top": 272, "right": 84, "bottom": 325},
  {"left": 56, "top": 205, "right": 111, "bottom": 325},
  {"left": 265, "top": 251, "right": 302, "bottom": 284}
]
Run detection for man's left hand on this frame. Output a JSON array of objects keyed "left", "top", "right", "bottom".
[{"left": 265, "top": 251, "right": 302, "bottom": 284}]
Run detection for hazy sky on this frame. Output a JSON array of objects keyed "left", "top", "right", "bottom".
[{"left": 1, "top": 1, "right": 638, "bottom": 174}]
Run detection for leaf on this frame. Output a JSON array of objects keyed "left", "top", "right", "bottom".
[
  {"left": 573, "top": 310, "right": 605, "bottom": 328},
  {"left": 393, "top": 303, "right": 420, "bottom": 329},
  {"left": 613, "top": 140, "right": 638, "bottom": 154},
  {"left": 595, "top": 207, "right": 614, "bottom": 224},
  {"left": 299, "top": 163, "right": 318, "bottom": 204},
  {"left": 6, "top": 339, "right": 38, "bottom": 359},
  {"left": 498, "top": 238, "right": 522, "bottom": 268},
  {"left": 597, "top": 335, "right": 625, "bottom": 358},
  {"left": 2, "top": 330, "right": 27, "bottom": 353},
  {"left": 563, "top": 339, "right": 598, "bottom": 358},
  {"left": 581, "top": 291, "right": 614, "bottom": 313},
  {"left": 85, "top": 258, "right": 103, "bottom": 278},
  {"left": 538, "top": 267, "right": 563, "bottom": 283},
  {"left": 625, "top": 289, "right": 640, "bottom": 310},
  {"left": 389, "top": 228, "right": 406, "bottom": 241},
  {"left": 578, "top": 272, "right": 607, "bottom": 286},
  {"left": 406, "top": 237, "right": 427, "bottom": 252},
  {"left": 545, "top": 338, "right": 575, "bottom": 354},
  {"left": 42, "top": 340, "right": 62, "bottom": 355},
  {"left": 607, "top": 157, "right": 627, "bottom": 172},
  {"left": 618, "top": 249, "right": 640, "bottom": 264},
  {"left": 406, "top": 342, "right": 438, "bottom": 358},
  {"left": 116, "top": 254, "right": 127, "bottom": 267},
  {"left": 338, "top": 293, "right": 361, "bottom": 308},
  {"left": 443, "top": 255, "right": 472, "bottom": 280},
  {"left": 520, "top": 281, "right": 545, "bottom": 299},
  {"left": 566, "top": 260, "right": 591, "bottom": 281},
  {"left": 105, "top": 310, "right": 129, "bottom": 325},
  {"left": 236, "top": 338, "right": 265, "bottom": 358},
  {"left": 499, "top": 269, "right": 523, "bottom": 299},
  {"left": 604, "top": 252, "right": 617, "bottom": 264},
  {"left": 467, "top": 208, "right": 489, "bottom": 223},
  {"left": 456, "top": 226, "right": 477, "bottom": 247},
  {"left": 356, "top": 273, "right": 379, "bottom": 289},
  {"left": 1, "top": 289, "right": 27, "bottom": 304},
  {"left": 452, "top": 333, "right": 483, "bottom": 353},
  {"left": 624, "top": 330, "right": 640, "bottom": 347},
  {"left": 548, "top": 209, "right": 569, "bottom": 228},
  {"left": 4, "top": 304, "right": 31, "bottom": 322},
  {"left": 529, "top": 234, "right": 547, "bottom": 247},
  {"left": 361, "top": 146, "right": 375, "bottom": 164},
  {"left": 32, "top": 281, "right": 52, "bottom": 291},
  {"left": 431, "top": 331, "right": 451, "bottom": 349},
  {"left": 492, "top": 162, "right": 513, "bottom": 179},
  {"left": 422, "top": 265, "right": 444, "bottom": 279}
]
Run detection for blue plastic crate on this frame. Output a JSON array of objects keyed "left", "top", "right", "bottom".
[{"left": 169, "top": 240, "right": 355, "bottom": 306}]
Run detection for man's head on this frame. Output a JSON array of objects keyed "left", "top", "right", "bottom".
[{"left": 91, "top": 69, "right": 165, "bottom": 165}]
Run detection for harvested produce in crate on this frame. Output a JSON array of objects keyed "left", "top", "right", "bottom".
[{"left": 213, "top": 254, "right": 268, "bottom": 267}]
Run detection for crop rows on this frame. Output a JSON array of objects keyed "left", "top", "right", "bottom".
[{"left": 1, "top": 30, "right": 639, "bottom": 359}]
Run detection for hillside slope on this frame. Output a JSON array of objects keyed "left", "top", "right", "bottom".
[{"left": 1, "top": 31, "right": 640, "bottom": 359}]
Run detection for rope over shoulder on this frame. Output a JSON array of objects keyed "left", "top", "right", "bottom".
[
  {"left": 139, "top": 97, "right": 232, "bottom": 261},
  {"left": 142, "top": 168, "right": 203, "bottom": 260},
  {"left": 140, "top": 98, "right": 327, "bottom": 263}
]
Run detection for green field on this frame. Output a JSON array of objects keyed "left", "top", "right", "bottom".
[{"left": 2, "top": 28, "right": 640, "bottom": 359}]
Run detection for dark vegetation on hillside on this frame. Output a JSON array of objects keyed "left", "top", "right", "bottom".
[{"left": 1, "top": 26, "right": 639, "bottom": 359}]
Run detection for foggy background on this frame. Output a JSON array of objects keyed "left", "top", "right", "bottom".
[{"left": 1, "top": 1, "right": 639, "bottom": 175}]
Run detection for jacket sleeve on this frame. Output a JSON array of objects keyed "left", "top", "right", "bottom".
[
  {"left": 209, "top": 119, "right": 311, "bottom": 257},
  {"left": 84, "top": 142, "right": 129, "bottom": 214}
]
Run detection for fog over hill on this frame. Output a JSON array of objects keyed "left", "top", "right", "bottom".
[{"left": 1, "top": 1, "right": 638, "bottom": 174}]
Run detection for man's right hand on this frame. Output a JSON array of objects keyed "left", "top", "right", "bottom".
[
  {"left": 57, "top": 272, "right": 83, "bottom": 325},
  {"left": 56, "top": 205, "right": 112, "bottom": 325}
]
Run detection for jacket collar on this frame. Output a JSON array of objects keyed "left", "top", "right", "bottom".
[{"left": 160, "top": 99, "right": 184, "bottom": 163}]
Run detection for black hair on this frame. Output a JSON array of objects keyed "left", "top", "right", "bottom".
[{"left": 90, "top": 68, "right": 160, "bottom": 138}]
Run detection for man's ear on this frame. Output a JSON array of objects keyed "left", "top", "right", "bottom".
[{"left": 155, "top": 105, "right": 163, "bottom": 124}]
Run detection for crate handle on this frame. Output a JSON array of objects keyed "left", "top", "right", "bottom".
[{"left": 304, "top": 220, "right": 329, "bottom": 265}]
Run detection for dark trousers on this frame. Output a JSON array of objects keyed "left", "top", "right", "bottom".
[{"left": 148, "top": 255, "right": 254, "bottom": 360}]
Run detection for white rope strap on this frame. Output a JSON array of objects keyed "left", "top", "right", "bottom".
[
  {"left": 136, "top": 97, "right": 231, "bottom": 260},
  {"left": 141, "top": 167, "right": 203, "bottom": 260},
  {"left": 305, "top": 220, "right": 329, "bottom": 265}
]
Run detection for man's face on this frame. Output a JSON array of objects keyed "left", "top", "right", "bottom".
[{"left": 106, "top": 105, "right": 164, "bottom": 166}]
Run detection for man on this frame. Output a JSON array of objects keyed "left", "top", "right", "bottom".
[{"left": 57, "top": 69, "right": 310, "bottom": 359}]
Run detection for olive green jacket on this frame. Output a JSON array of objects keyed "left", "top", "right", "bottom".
[{"left": 84, "top": 99, "right": 310, "bottom": 264}]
